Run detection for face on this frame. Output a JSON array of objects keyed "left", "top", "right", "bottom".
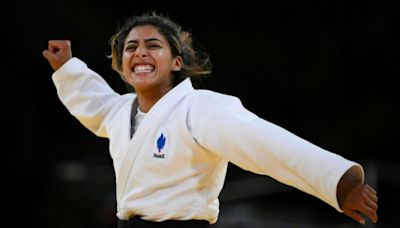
[{"left": 121, "top": 25, "right": 183, "bottom": 95}]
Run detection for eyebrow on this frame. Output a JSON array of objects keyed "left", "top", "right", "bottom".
[{"left": 125, "top": 38, "right": 163, "bottom": 45}]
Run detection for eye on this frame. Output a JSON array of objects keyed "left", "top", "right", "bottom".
[
  {"left": 148, "top": 43, "right": 161, "bottom": 49},
  {"left": 125, "top": 45, "right": 137, "bottom": 52}
]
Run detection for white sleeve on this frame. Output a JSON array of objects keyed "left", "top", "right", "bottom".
[
  {"left": 187, "top": 91, "right": 364, "bottom": 212},
  {"left": 52, "top": 57, "right": 123, "bottom": 138}
]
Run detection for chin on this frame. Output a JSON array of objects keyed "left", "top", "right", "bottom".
[{"left": 131, "top": 81, "right": 153, "bottom": 91}]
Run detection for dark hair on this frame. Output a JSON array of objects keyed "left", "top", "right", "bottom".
[{"left": 108, "top": 12, "right": 212, "bottom": 86}]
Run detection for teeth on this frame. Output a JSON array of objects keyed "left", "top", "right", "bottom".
[{"left": 134, "top": 65, "right": 154, "bottom": 74}]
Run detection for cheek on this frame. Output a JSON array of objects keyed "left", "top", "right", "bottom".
[
  {"left": 121, "top": 54, "right": 131, "bottom": 71},
  {"left": 154, "top": 50, "right": 171, "bottom": 60},
  {"left": 154, "top": 52, "right": 175, "bottom": 69}
]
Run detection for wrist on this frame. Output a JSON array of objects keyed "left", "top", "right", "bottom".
[{"left": 337, "top": 166, "right": 363, "bottom": 208}]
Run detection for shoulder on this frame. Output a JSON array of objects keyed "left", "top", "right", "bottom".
[
  {"left": 186, "top": 89, "right": 244, "bottom": 115},
  {"left": 190, "top": 89, "right": 241, "bottom": 104}
]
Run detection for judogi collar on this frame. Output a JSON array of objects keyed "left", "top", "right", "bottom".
[{"left": 120, "top": 78, "right": 194, "bottom": 201}]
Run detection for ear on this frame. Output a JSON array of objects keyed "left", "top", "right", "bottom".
[{"left": 171, "top": 55, "right": 183, "bottom": 71}]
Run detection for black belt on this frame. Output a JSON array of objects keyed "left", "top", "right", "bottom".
[{"left": 118, "top": 216, "right": 210, "bottom": 228}]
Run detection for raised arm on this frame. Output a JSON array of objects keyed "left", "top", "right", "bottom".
[{"left": 42, "top": 40, "right": 132, "bottom": 138}]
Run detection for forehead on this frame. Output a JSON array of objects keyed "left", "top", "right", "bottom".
[{"left": 125, "top": 24, "right": 166, "bottom": 42}]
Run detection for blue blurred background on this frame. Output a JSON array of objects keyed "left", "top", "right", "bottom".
[{"left": 2, "top": 0, "right": 399, "bottom": 227}]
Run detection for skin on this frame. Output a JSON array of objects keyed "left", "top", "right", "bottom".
[
  {"left": 42, "top": 25, "right": 183, "bottom": 113},
  {"left": 42, "top": 28, "right": 378, "bottom": 225},
  {"left": 337, "top": 166, "right": 378, "bottom": 224},
  {"left": 120, "top": 25, "right": 183, "bottom": 112}
]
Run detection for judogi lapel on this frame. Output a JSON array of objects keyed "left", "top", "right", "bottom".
[{"left": 116, "top": 78, "right": 194, "bottom": 204}]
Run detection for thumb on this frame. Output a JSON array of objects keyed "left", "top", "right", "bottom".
[
  {"left": 42, "top": 49, "right": 54, "bottom": 61},
  {"left": 42, "top": 49, "right": 64, "bottom": 71}
]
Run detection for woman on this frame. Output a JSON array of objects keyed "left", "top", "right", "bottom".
[{"left": 43, "top": 13, "right": 378, "bottom": 228}]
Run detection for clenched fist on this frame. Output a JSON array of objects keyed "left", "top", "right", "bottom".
[{"left": 42, "top": 40, "right": 72, "bottom": 71}]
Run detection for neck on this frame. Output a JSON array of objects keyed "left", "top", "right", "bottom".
[{"left": 136, "top": 86, "right": 172, "bottom": 113}]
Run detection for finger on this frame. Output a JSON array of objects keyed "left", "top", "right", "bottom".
[
  {"left": 365, "top": 188, "right": 378, "bottom": 203},
  {"left": 366, "top": 192, "right": 378, "bottom": 204},
  {"left": 344, "top": 209, "right": 365, "bottom": 225},
  {"left": 360, "top": 203, "right": 378, "bottom": 223},
  {"left": 365, "top": 184, "right": 377, "bottom": 195},
  {"left": 352, "top": 198, "right": 378, "bottom": 224},
  {"left": 362, "top": 186, "right": 378, "bottom": 210},
  {"left": 48, "top": 40, "right": 65, "bottom": 53},
  {"left": 52, "top": 40, "right": 70, "bottom": 49},
  {"left": 365, "top": 199, "right": 378, "bottom": 212},
  {"left": 48, "top": 40, "right": 58, "bottom": 52},
  {"left": 364, "top": 197, "right": 378, "bottom": 223}
]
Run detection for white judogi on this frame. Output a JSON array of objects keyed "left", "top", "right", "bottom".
[{"left": 52, "top": 57, "right": 364, "bottom": 224}]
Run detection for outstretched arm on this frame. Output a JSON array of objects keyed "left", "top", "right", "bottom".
[
  {"left": 42, "top": 40, "right": 72, "bottom": 71},
  {"left": 337, "top": 166, "right": 378, "bottom": 224},
  {"left": 188, "top": 92, "right": 378, "bottom": 225}
]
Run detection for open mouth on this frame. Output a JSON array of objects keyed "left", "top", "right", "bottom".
[{"left": 132, "top": 64, "right": 155, "bottom": 74}]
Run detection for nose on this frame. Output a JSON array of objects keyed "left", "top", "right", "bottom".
[{"left": 135, "top": 45, "right": 147, "bottom": 58}]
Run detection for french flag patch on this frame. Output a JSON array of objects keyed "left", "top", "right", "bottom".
[{"left": 154, "top": 133, "right": 166, "bottom": 159}]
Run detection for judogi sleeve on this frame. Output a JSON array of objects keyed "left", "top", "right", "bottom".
[
  {"left": 187, "top": 91, "right": 364, "bottom": 212},
  {"left": 52, "top": 57, "right": 122, "bottom": 138}
]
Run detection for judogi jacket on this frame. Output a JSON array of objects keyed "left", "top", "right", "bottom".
[{"left": 52, "top": 57, "right": 364, "bottom": 224}]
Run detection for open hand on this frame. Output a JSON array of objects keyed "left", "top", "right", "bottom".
[{"left": 341, "top": 183, "right": 378, "bottom": 225}]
